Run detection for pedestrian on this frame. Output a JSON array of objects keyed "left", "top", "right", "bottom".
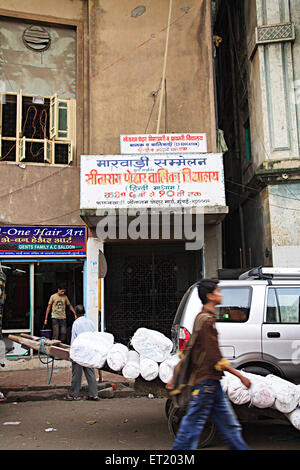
[
  {"left": 170, "top": 278, "right": 251, "bottom": 450},
  {"left": 44, "top": 286, "right": 76, "bottom": 343},
  {"left": 63, "top": 304, "right": 99, "bottom": 401}
]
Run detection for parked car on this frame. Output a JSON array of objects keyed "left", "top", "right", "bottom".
[{"left": 171, "top": 267, "right": 300, "bottom": 384}]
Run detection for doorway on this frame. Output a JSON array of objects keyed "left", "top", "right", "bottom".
[
  {"left": 1, "top": 263, "right": 30, "bottom": 331},
  {"left": 104, "top": 242, "right": 202, "bottom": 345},
  {"left": 34, "top": 262, "right": 83, "bottom": 341},
  {"left": 1, "top": 260, "right": 84, "bottom": 353}
]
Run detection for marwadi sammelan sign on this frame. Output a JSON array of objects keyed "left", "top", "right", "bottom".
[{"left": 80, "top": 153, "right": 226, "bottom": 209}]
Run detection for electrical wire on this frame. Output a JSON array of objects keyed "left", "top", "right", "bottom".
[
  {"left": 144, "top": 86, "right": 160, "bottom": 134},
  {"left": 225, "top": 178, "right": 300, "bottom": 203},
  {"left": 58, "top": 1, "right": 200, "bottom": 99},
  {"left": 0, "top": 104, "right": 49, "bottom": 161},
  {"left": 226, "top": 187, "right": 300, "bottom": 212},
  {"left": 0, "top": 165, "right": 70, "bottom": 200}
]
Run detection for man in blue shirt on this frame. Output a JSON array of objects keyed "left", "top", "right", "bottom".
[{"left": 63, "top": 305, "right": 99, "bottom": 401}]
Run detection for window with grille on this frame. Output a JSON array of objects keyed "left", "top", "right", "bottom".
[{"left": 0, "top": 91, "right": 75, "bottom": 165}]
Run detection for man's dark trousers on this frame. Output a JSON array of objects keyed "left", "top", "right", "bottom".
[{"left": 172, "top": 378, "right": 250, "bottom": 450}]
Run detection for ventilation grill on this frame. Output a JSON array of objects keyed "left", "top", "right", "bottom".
[{"left": 22, "top": 25, "right": 51, "bottom": 52}]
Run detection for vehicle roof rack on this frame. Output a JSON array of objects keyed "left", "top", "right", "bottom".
[{"left": 239, "top": 266, "right": 300, "bottom": 280}]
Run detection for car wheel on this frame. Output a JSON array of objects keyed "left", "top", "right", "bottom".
[
  {"left": 241, "top": 366, "right": 273, "bottom": 377},
  {"left": 168, "top": 405, "right": 216, "bottom": 448}
]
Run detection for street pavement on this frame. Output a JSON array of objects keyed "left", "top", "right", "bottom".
[
  {"left": 1, "top": 362, "right": 300, "bottom": 452},
  {"left": 0, "top": 361, "right": 135, "bottom": 402}
]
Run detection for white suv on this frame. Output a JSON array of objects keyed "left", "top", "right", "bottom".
[{"left": 171, "top": 267, "right": 300, "bottom": 384}]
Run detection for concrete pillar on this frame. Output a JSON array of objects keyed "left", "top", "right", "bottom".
[
  {"left": 86, "top": 237, "right": 103, "bottom": 330},
  {"left": 203, "top": 223, "right": 223, "bottom": 278}
]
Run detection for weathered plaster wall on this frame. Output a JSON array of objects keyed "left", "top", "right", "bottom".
[
  {"left": 246, "top": 0, "right": 299, "bottom": 171},
  {"left": 88, "top": 0, "right": 217, "bottom": 155},
  {"left": 0, "top": 18, "right": 76, "bottom": 98},
  {"left": 0, "top": 0, "right": 218, "bottom": 229},
  {"left": 0, "top": 0, "right": 85, "bottom": 22},
  {"left": 0, "top": 162, "right": 82, "bottom": 225},
  {"left": 290, "top": 0, "right": 300, "bottom": 145},
  {"left": 0, "top": 6, "right": 82, "bottom": 226},
  {"left": 269, "top": 183, "right": 300, "bottom": 267}
]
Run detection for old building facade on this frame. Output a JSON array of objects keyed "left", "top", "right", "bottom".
[
  {"left": 0, "top": 0, "right": 227, "bottom": 352},
  {"left": 214, "top": 0, "right": 300, "bottom": 274}
]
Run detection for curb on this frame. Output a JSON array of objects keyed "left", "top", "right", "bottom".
[{"left": 2, "top": 381, "right": 136, "bottom": 402}]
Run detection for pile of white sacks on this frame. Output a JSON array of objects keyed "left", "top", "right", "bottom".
[
  {"left": 69, "top": 327, "right": 180, "bottom": 384},
  {"left": 221, "top": 371, "right": 300, "bottom": 430},
  {"left": 69, "top": 327, "right": 300, "bottom": 431}
]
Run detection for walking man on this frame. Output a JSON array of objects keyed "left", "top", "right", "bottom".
[
  {"left": 44, "top": 286, "right": 76, "bottom": 343},
  {"left": 171, "top": 279, "right": 251, "bottom": 450},
  {"left": 64, "top": 304, "right": 99, "bottom": 401}
]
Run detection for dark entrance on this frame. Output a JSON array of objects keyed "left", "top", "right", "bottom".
[{"left": 104, "top": 242, "right": 202, "bottom": 345}]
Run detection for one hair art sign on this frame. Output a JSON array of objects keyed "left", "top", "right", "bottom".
[
  {"left": 80, "top": 153, "right": 226, "bottom": 210},
  {"left": 0, "top": 226, "right": 87, "bottom": 257}
]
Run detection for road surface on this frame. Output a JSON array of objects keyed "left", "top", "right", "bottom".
[{"left": 0, "top": 396, "right": 299, "bottom": 451}]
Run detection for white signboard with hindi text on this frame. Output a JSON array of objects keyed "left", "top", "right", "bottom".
[
  {"left": 80, "top": 153, "right": 225, "bottom": 210},
  {"left": 120, "top": 133, "right": 207, "bottom": 154}
]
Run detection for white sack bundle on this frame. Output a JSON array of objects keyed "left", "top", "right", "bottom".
[
  {"left": 140, "top": 355, "right": 159, "bottom": 381},
  {"left": 106, "top": 343, "right": 129, "bottom": 372},
  {"left": 122, "top": 350, "right": 140, "bottom": 379},
  {"left": 265, "top": 375, "right": 299, "bottom": 413},
  {"left": 220, "top": 371, "right": 233, "bottom": 393},
  {"left": 227, "top": 378, "right": 251, "bottom": 405},
  {"left": 131, "top": 328, "right": 173, "bottom": 363},
  {"left": 70, "top": 331, "right": 114, "bottom": 368},
  {"left": 159, "top": 354, "right": 181, "bottom": 384},
  {"left": 285, "top": 408, "right": 300, "bottom": 431},
  {"left": 250, "top": 381, "right": 275, "bottom": 409}
]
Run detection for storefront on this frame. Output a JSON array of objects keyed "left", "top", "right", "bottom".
[
  {"left": 0, "top": 225, "right": 87, "bottom": 356},
  {"left": 80, "top": 138, "right": 228, "bottom": 344}
]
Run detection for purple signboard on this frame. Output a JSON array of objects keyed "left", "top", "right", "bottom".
[{"left": 0, "top": 226, "right": 87, "bottom": 257}]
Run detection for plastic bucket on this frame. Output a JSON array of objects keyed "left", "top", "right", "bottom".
[{"left": 40, "top": 329, "right": 52, "bottom": 339}]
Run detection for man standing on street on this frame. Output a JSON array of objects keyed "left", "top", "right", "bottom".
[
  {"left": 171, "top": 278, "right": 251, "bottom": 450},
  {"left": 44, "top": 286, "right": 76, "bottom": 343},
  {"left": 63, "top": 304, "right": 99, "bottom": 401}
]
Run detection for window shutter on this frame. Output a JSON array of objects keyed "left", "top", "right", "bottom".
[
  {"left": 50, "top": 94, "right": 57, "bottom": 139},
  {"left": 57, "top": 100, "right": 68, "bottom": 139},
  {"left": 19, "top": 136, "right": 26, "bottom": 161},
  {"left": 44, "top": 138, "right": 52, "bottom": 163},
  {"left": 17, "top": 90, "right": 23, "bottom": 138},
  {"left": 68, "top": 141, "right": 73, "bottom": 164},
  {"left": 50, "top": 95, "right": 71, "bottom": 140}
]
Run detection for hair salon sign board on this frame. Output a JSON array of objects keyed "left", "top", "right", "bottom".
[{"left": 0, "top": 226, "right": 87, "bottom": 257}]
